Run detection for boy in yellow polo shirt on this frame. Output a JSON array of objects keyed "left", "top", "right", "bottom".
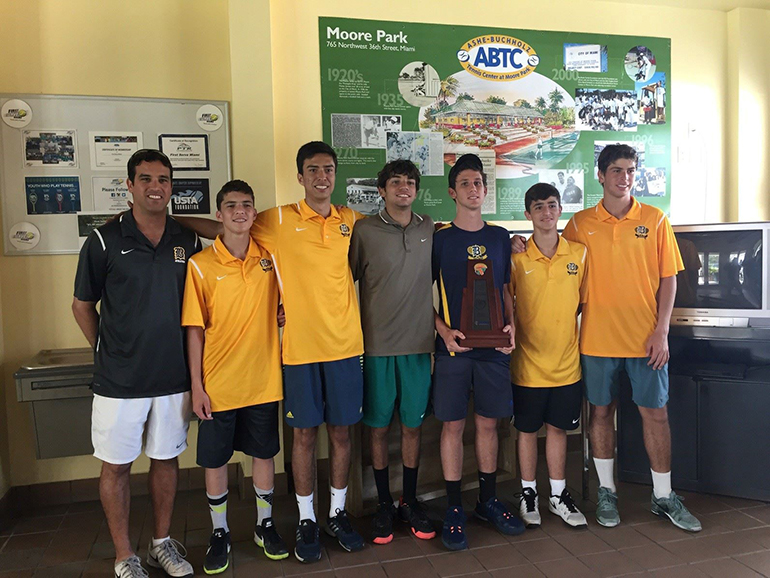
[
  {"left": 511, "top": 183, "right": 588, "bottom": 529},
  {"left": 182, "top": 180, "right": 287, "bottom": 574},
  {"left": 562, "top": 144, "right": 701, "bottom": 533}
]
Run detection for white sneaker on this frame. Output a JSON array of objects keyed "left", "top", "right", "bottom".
[
  {"left": 147, "top": 538, "right": 193, "bottom": 577},
  {"left": 517, "top": 487, "right": 541, "bottom": 528},
  {"left": 549, "top": 489, "right": 587, "bottom": 528},
  {"left": 115, "top": 554, "right": 149, "bottom": 578}
]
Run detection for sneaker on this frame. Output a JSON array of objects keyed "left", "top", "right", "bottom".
[
  {"left": 203, "top": 528, "right": 231, "bottom": 575},
  {"left": 147, "top": 539, "right": 193, "bottom": 578},
  {"left": 115, "top": 555, "right": 149, "bottom": 578},
  {"left": 254, "top": 517, "right": 289, "bottom": 560},
  {"left": 651, "top": 491, "right": 702, "bottom": 532},
  {"left": 398, "top": 497, "right": 436, "bottom": 540},
  {"left": 326, "top": 509, "right": 365, "bottom": 552},
  {"left": 372, "top": 501, "right": 396, "bottom": 544},
  {"left": 549, "top": 489, "right": 587, "bottom": 528},
  {"left": 517, "top": 488, "right": 541, "bottom": 528},
  {"left": 441, "top": 506, "right": 468, "bottom": 551},
  {"left": 294, "top": 519, "right": 322, "bottom": 563},
  {"left": 475, "top": 496, "right": 526, "bottom": 536},
  {"left": 596, "top": 487, "right": 620, "bottom": 528}
]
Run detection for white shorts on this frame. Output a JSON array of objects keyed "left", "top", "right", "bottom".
[{"left": 92, "top": 392, "right": 192, "bottom": 465}]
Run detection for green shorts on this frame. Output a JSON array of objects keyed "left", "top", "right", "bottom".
[{"left": 362, "top": 353, "right": 432, "bottom": 429}]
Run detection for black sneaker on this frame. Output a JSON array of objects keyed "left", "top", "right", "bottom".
[
  {"left": 372, "top": 501, "right": 396, "bottom": 544},
  {"left": 398, "top": 497, "right": 436, "bottom": 540},
  {"left": 294, "top": 519, "right": 322, "bottom": 563},
  {"left": 326, "top": 509, "right": 365, "bottom": 552},
  {"left": 203, "top": 528, "right": 231, "bottom": 575},
  {"left": 254, "top": 517, "right": 289, "bottom": 560}
]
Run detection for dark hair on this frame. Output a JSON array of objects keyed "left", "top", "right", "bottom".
[
  {"left": 296, "top": 141, "right": 337, "bottom": 173},
  {"left": 524, "top": 183, "right": 561, "bottom": 213},
  {"left": 216, "top": 179, "right": 254, "bottom": 210},
  {"left": 127, "top": 149, "right": 173, "bottom": 182},
  {"left": 597, "top": 144, "right": 637, "bottom": 174},
  {"left": 448, "top": 153, "right": 486, "bottom": 189},
  {"left": 377, "top": 159, "right": 421, "bottom": 191}
]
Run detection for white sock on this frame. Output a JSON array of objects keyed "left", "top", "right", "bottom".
[
  {"left": 255, "top": 485, "right": 274, "bottom": 526},
  {"left": 651, "top": 470, "right": 672, "bottom": 499},
  {"left": 593, "top": 457, "right": 616, "bottom": 492},
  {"left": 521, "top": 479, "right": 537, "bottom": 493},
  {"left": 207, "top": 490, "right": 229, "bottom": 532},
  {"left": 296, "top": 492, "right": 316, "bottom": 522},
  {"left": 329, "top": 485, "right": 348, "bottom": 517},
  {"left": 549, "top": 478, "right": 566, "bottom": 497},
  {"left": 151, "top": 536, "right": 169, "bottom": 548}
]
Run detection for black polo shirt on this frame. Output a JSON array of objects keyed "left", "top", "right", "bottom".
[{"left": 74, "top": 211, "right": 201, "bottom": 399}]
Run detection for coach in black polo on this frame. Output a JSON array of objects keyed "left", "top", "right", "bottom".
[{"left": 72, "top": 149, "right": 199, "bottom": 578}]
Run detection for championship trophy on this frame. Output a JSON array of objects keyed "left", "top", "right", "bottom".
[{"left": 459, "top": 258, "right": 510, "bottom": 348}]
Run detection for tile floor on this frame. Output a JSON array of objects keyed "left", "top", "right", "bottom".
[{"left": 2, "top": 454, "right": 770, "bottom": 577}]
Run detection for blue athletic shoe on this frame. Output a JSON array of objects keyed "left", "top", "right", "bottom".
[
  {"left": 475, "top": 496, "right": 526, "bottom": 536},
  {"left": 441, "top": 506, "right": 468, "bottom": 551},
  {"left": 294, "top": 519, "right": 322, "bottom": 563}
]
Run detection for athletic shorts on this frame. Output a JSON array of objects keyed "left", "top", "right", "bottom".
[
  {"left": 432, "top": 356, "right": 513, "bottom": 422},
  {"left": 91, "top": 392, "right": 191, "bottom": 465},
  {"left": 283, "top": 356, "right": 363, "bottom": 428},
  {"left": 581, "top": 355, "right": 669, "bottom": 409},
  {"left": 512, "top": 382, "right": 582, "bottom": 433},
  {"left": 363, "top": 353, "right": 432, "bottom": 429},
  {"left": 196, "top": 401, "right": 280, "bottom": 468}
]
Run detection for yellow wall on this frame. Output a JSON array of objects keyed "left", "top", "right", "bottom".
[
  {"left": 0, "top": 0, "right": 767, "bottom": 491},
  {"left": 0, "top": 0, "right": 234, "bottom": 487}
]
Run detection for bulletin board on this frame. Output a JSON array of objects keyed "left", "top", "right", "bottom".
[
  {"left": 0, "top": 94, "right": 231, "bottom": 255},
  {"left": 319, "top": 18, "right": 670, "bottom": 221}
]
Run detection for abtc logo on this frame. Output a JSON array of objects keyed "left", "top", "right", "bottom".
[{"left": 458, "top": 35, "right": 539, "bottom": 82}]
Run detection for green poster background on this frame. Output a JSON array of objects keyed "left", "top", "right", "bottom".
[{"left": 320, "top": 17, "right": 671, "bottom": 221}]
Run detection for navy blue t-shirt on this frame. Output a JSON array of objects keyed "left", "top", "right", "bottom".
[{"left": 432, "top": 223, "right": 511, "bottom": 361}]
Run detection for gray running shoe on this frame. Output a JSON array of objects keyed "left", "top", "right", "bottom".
[
  {"left": 147, "top": 538, "right": 194, "bottom": 577},
  {"left": 596, "top": 487, "right": 620, "bottom": 528},
  {"left": 115, "top": 554, "right": 149, "bottom": 578},
  {"left": 651, "top": 491, "right": 702, "bottom": 532}
]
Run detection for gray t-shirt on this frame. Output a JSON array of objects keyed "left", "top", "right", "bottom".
[{"left": 349, "top": 210, "right": 435, "bottom": 356}]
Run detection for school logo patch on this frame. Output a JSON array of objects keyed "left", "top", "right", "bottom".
[
  {"left": 467, "top": 244, "right": 487, "bottom": 259},
  {"left": 173, "top": 246, "right": 186, "bottom": 263},
  {"left": 339, "top": 223, "right": 351, "bottom": 237},
  {"left": 473, "top": 262, "right": 488, "bottom": 276},
  {"left": 260, "top": 258, "right": 273, "bottom": 272},
  {"left": 634, "top": 225, "right": 649, "bottom": 239},
  {"left": 566, "top": 262, "right": 578, "bottom": 276}
]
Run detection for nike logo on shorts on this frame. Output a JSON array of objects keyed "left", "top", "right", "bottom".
[
  {"left": 175, "top": 440, "right": 185, "bottom": 449},
  {"left": 121, "top": 249, "right": 134, "bottom": 254},
  {"left": 572, "top": 418, "right": 580, "bottom": 424}
]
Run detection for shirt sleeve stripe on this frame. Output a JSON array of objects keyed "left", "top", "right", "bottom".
[
  {"left": 93, "top": 229, "right": 106, "bottom": 251},
  {"left": 194, "top": 232, "right": 199, "bottom": 248},
  {"left": 279, "top": 206, "right": 283, "bottom": 225},
  {"left": 438, "top": 271, "right": 455, "bottom": 357},
  {"left": 657, "top": 214, "right": 665, "bottom": 227},
  {"left": 189, "top": 258, "right": 204, "bottom": 279},
  {"left": 581, "top": 246, "right": 587, "bottom": 264},
  {"left": 270, "top": 253, "right": 284, "bottom": 294}
]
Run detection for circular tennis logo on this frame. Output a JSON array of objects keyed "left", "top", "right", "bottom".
[{"left": 458, "top": 35, "right": 539, "bottom": 82}]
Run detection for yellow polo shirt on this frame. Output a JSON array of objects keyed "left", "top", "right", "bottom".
[
  {"left": 181, "top": 236, "right": 282, "bottom": 412},
  {"left": 251, "top": 200, "right": 364, "bottom": 365},
  {"left": 563, "top": 198, "right": 683, "bottom": 358},
  {"left": 510, "top": 236, "right": 587, "bottom": 387}
]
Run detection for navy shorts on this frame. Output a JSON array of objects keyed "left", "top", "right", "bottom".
[
  {"left": 432, "top": 355, "right": 513, "bottom": 422},
  {"left": 283, "top": 356, "right": 364, "bottom": 428},
  {"left": 196, "top": 401, "right": 280, "bottom": 468},
  {"left": 512, "top": 382, "right": 583, "bottom": 433},
  {"left": 581, "top": 355, "right": 669, "bottom": 409}
]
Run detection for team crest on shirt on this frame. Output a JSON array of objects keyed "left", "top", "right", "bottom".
[
  {"left": 173, "top": 247, "right": 186, "bottom": 263},
  {"left": 466, "top": 244, "right": 487, "bottom": 259},
  {"left": 339, "top": 223, "right": 351, "bottom": 237},
  {"left": 473, "top": 262, "right": 488, "bottom": 276},
  {"left": 634, "top": 225, "right": 649, "bottom": 239},
  {"left": 566, "top": 262, "right": 578, "bottom": 276},
  {"left": 260, "top": 258, "right": 273, "bottom": 272}
]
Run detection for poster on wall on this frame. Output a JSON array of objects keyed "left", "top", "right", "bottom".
[
  {"left": 158, "top": 134, "right": 210, "bottom": 170},
  {"left": 89, "top": 131, "right": 143, "bottom": 170},
  {"left": 171, "top": 178, "right": 210, "bottom": 215},
  {"left": 25, "top": 176, "right": 81, "bottom": 214},
  {"left": 92, "top": 176, "right": 131, "bottom": 213},
  {"left": 23, "top": 130, "right": 78, "bottom": 168},
  {"left": 319, "top": 18, "right": 671, "bottom": 220}
]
